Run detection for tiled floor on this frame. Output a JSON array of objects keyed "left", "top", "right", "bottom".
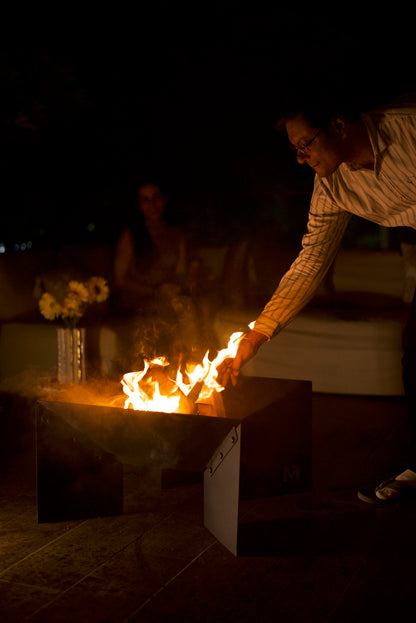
[{"left": 1, "top": 389, "right": 415, "bottom": 622}]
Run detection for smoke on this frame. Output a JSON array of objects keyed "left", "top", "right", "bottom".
[
  {"left": 129, "top": 312, "right": 206, "bottom": 371},
  {"left": 0, "top": 369, "right": 125, "bottom": 408}
]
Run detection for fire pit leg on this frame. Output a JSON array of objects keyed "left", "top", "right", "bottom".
[
  {"left": 204, "top": 377, "right": 312, "bottom": 555},
  {"left": 204, "top": 425, "right": 241, "bottom": 555},
  {"left": 36, "top": 407, "right": 123, "bottom": 523}
]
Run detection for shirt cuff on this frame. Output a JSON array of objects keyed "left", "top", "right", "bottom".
[{"left": 253, "top": 313, "right": 281, "bottom": 339}]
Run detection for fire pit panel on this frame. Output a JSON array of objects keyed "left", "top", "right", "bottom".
[
  {"left": 36, "top": 405, "right": 123, "bottom": 524},
  {"left": 204, "top": 376, "right": 312, "bottom": 555},
  {"left": 36, "top": 400, "right": 241, "bottom": 474}
]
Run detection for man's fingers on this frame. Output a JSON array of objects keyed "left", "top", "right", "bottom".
[
  {"left": 230, "top": 369, "right": 239, "bottom": 386},
  {"left": 216, "top": 357, "right": 236, "bottom": 387},
  {"left": 216, "top": 361, "right": 230, "bottom": 386},
  {"left": 215, "top": 330, "right": 267, "bottom": 387}
]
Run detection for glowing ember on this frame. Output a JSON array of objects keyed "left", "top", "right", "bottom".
[{"left": 121, "top": 322, "right": 254, "bottom": 413}]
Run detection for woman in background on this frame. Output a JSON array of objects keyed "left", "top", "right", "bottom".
[
  {"left": 113, "top": 181, "right": 188, "bottom": 312},
  {"left": 112, "top": 180, "right": 203, "bottom": 365}
]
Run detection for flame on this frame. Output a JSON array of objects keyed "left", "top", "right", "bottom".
[
  {"left": 121, "top": 322, "right": 255, "bottom": 413},
  {"left": 121, "top": 358, "right": 181, "bottom": 413}
]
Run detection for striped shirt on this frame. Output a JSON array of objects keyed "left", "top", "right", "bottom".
[{"left": 254, "top": 94, "right": 416, "bottom": 339}]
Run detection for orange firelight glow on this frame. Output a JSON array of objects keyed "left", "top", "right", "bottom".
[{"left": 121, "top": 322, "right": 254, "bottom": 413}]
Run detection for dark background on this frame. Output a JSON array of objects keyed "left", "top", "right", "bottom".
[{"left": 2, "top": 6, "right": 415, "bottom": 253}]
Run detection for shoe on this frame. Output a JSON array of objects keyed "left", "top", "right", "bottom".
[
  {"left": 358, "top": 473, "right": 416, "bottom": 505},
  {"left": 357, "top": 485, "right": 395, "bottom": 505}
]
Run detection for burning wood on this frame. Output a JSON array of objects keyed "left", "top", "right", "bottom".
[{"left": 121, "top": 324, "right": 254, "bottom": 416}]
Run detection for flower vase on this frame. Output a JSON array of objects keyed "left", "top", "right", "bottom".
[{"left": 56, "top": 327, "right": 86, "bottom": 384}]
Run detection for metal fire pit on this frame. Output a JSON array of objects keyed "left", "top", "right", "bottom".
[{"left": 36, "top": 376, "right": 312, "bottom": 541}]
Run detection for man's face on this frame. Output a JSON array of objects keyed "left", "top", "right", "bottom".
[{"left": 285, "top": 113, "right": 345, "bottom": 178}]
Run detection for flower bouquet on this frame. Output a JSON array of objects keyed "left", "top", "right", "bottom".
[
  {"left": 38, "top": 276, "right": 110, "bottom": 383},
  {"left": 38, "top": 276, "right": 110, "bottom": 328}
]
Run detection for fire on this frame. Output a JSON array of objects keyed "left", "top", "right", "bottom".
[
  {"left": 121, "top": 323, "right": 254, "bottom": 414},
  {"left": 121, "top": 358, "right": 181, "bottom": 413}
]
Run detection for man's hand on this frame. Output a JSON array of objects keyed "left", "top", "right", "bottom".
[{"left": 216, "top": 329, "right": 268, "bottom": 387}]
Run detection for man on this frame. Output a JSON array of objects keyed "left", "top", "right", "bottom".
[{"left": 217, "top": 89, "right": 416, "bottom": 504}]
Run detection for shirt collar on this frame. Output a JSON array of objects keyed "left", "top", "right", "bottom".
[{"left": 359, "top": 111, "right": 392, "bottom": 177}]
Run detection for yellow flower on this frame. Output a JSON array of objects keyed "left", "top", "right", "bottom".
[
  {"left": 68, "top": 280, "right": 89, "bottom": 303},
  {"left": 38, "top": 275, "right": 109, "bottom": 328},
  {"left": 86, "top": 276, "right": 110, "bottom": 303},
  {"left": 61, "top": 292, "right": 84, "bottom": 319},
  {"left": 39, "top": 292, "right": 62, "bottom": 320}
]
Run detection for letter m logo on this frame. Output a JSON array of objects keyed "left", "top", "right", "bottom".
[{"left": 283, "top": 464, "right": 301, "bottom": 482}]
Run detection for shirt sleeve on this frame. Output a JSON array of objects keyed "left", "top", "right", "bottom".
[{"left": 254, "top": 177, "right": 352, "bottom": 338}]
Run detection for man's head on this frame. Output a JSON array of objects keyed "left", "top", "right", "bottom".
[
  {"left": 276, "top": 90, "right": 366, "bottom": 177},
  {"left": 284, "top": 112, "right": 352, "bottom": 177}
]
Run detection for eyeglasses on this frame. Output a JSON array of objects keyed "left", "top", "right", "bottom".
[{"left": 289, "top": 129, "right": 321, "bottom": 155}]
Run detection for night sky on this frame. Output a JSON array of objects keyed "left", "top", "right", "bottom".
[{"left": 2, "top": 7, "right": 415, "bottom": 250}]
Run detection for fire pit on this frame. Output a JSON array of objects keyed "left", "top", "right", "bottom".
[
  {"left": 35, "top": 324, "right": 311, "bottom": 557},
  {"left": 36, "top": 375, "right": 311, "bottom": 530}
]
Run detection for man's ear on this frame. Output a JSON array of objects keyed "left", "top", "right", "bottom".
[{"left": 331, "top": 115, "right": 347, "bottom": 138}]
